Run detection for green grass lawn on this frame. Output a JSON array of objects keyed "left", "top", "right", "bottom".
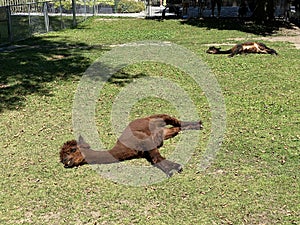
[{"left": 0, "top": 18, "right": 299, "bottom": 224}]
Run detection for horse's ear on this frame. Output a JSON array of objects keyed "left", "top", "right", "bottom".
[
  {"left": 78, "top": 135, "right": 90, "bottom": 148},
  {"left": 78, "top": 135, "right": 86, "bottom": 144}
]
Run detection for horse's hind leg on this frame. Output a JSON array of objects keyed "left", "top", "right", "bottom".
[
  {"left": 163, "top": 121, "right": 202, "bottom": 140},
  {"left": 181, "top": 121, "right": 203, "bottom": 130},
  {"left": 258, "top": 43, "right": 278, "bottom": 55},
  {"left": 163, "top": 127, "right": 180, "bottom": 140}
]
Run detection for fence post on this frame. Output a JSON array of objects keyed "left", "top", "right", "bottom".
[
  {"left": 72, "top": 0, "right": 77, "bottom": 27},
  {"left": 83, "top": 0, "right": 87, "bottom": 19},
  {"left": 59, "top": 0, "right": 64, "bottom": 29},
  {"left": 6, "top": 6, "right": 13, "bottom": 43},
  {"left": 114, "top": 0, "right": 118, "bottom": 13},
  {"left": 147, "top": 0, "right": 152, "bottom": 16},
  {"left": 28, "top": 3, "right": 31, "bottom": 26},
  {"left": 93, "top": 0, "right": 96, "bottom": 16},
  {"left": 43, "top": 2, "right": 49, "bottom": 32}
]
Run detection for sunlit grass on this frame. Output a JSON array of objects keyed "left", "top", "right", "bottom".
[{"left": 0, "top": 17, "right": 299, "bottom": 224}]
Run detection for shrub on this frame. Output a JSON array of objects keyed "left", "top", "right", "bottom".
[
  {"left": 53, "top": 0, "right": 115, "bottom": 10},
  {"left": 117, "top": 0, "right": 145, "bottom": 13}
]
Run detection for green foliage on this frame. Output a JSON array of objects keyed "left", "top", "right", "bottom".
[
  {"left": 53, "top": 0, "right": 115, "bottom": 10},
  {"left": 116, "top": 0, "right": 145, "bottom": 13},
  {"left": 53, "top": 0, "right": 72, "bottom": 10}
]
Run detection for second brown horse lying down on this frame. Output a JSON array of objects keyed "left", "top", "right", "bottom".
[
  {"left": 60, "top": 114, "right": 203, "bottom": 177},
  {"left": 206, "top": 42, "right": 278, "bottom": 57}
]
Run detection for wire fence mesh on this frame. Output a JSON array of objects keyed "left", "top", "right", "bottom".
[{"left": 0, "top": 0, "right": 118, "bottom": 45}]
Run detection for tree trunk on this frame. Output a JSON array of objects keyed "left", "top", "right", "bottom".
[
  {"left": 266, "top": 0, "right": 275, "bottom": 21},
  {"left": 252, "top": 0, "right": 275, "bottom": 23},
  {"left": 252, "top": 0, "right": 267, "bottom": 22}
]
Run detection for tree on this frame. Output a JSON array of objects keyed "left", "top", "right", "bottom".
[{"left": 252, "top": 0, "right": 275, "bottom": 23}]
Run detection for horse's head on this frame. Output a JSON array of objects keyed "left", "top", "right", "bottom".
[
  {"left": 59, "top": 136, "right": 89, "bottom": 168},
  {"left": 206, "top": 46, "right": 221, "bottom": 54}
]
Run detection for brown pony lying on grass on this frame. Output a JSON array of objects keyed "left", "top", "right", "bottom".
[
  {"left": 206, "top": 42, "right": 278, "bottom": 57},
  {"left": 60, "top": 114, "right": 203, "bottom": 177}
]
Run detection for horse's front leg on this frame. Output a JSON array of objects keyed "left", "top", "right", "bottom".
[{"left": 146, "top": 149, "right": 182, "bottom": 177}]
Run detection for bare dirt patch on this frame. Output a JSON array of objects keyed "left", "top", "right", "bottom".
[
  {"left": 95, "top": 18, "right": 121, "bottom": 21},
  {"left": 231, "top": 25, "right": 300, "bottom": 49},
  {"left": 260, "top": 25, "right": 300, "bottom": 49},
  {"left": 44, "top": 54, "right": 70, "bottom": 61}
]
